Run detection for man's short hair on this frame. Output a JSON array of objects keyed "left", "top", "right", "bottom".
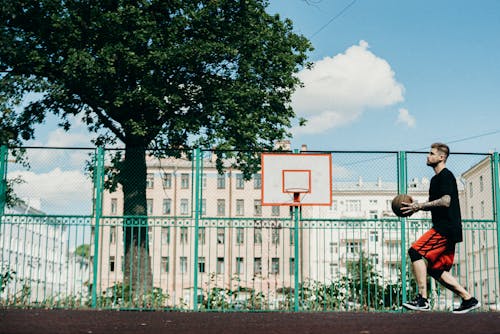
[{"left": 431, "top": 142, "right": 450, "bottom": 160}]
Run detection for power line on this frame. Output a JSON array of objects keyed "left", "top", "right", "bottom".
[{"left": 310, "top": 0, "right": 358, "bottom": 39}]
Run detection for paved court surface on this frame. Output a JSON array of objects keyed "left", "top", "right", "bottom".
[{"left": 1, "top": 309, "right": 499, "bottom": 334}]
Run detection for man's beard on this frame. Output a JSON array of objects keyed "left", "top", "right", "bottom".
[{"left": 427, "top": 160, "right": 438, "bottom": 167}]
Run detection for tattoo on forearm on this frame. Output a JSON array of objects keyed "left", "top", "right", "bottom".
[{"left": 419, "top": 195, "right": 451, "bottom": 211}]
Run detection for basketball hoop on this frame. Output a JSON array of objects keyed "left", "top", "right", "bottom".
[{"left": 284, "top": 187, "right": 309, "bottom": 205}]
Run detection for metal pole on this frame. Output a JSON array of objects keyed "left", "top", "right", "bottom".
[
  {"left": 294, "top": 204, "right": 300, "bottom": 312},
  {"left": 293, "top": 148, "right": 300, "bottom": 312},
  {"left": 0, "top": 145, "right": 8, "bottom": 217},
  {"left": 492, "top": 152, "right": 500, "bottom": 296},
  {"left": 193, "top": 148, "right": 201, "bottom": 311},
  {"left": 398, "top": 151, "right": 408, "bottom": 306},
  {"left": 91, "top": 146, "right": 105, "bottom": 308}
]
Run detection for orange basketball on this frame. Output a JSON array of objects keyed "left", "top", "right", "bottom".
[{"left": 391, "top": 194, "right": 413, "bottom": 217}]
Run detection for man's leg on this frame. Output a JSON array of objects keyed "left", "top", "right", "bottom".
[
  {"left": 412, "top": 258, "right": 428, "bottom": 298},
  {"left": 436, "top": 271, "right": 471, "bottom": 300}
]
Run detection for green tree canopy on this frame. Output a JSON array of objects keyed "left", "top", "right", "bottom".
[{"left": 0, "top": 0, "right": 312, "bottom": 299}]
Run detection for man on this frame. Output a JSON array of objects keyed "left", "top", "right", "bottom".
[{"left": 401, "top": 143, "right": 480, "bottom": 314}]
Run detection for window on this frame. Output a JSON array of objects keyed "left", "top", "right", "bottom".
[
  {"left": 271, "top": 258, "right": 279, "bottom": 274},
  {"left": 109, "top": 256, "right": 115, "bottom": 272},
  {"left": 217, "top": 173, "right": 226, "bottom": 189},
  {"left": 201, "top": 199, "right": 206, "bottom": 216},
  {"left": 161, "top": 257, "right": 169, "bottom": 272},
  {"left": 146, "top": 173, "right": 154, "bottom": 189},
  {"left": 217, "top": 199, "right": 226, "bottom": 216},
  {"left": 254, "top": 200, "right": 262, "bottom": 216},
  {"left": 180, "top": 199, "right": 189, "bottom": 215},
  {"left": 346, "top": 242, "right": 361, "bottom": 254},
  {"left": 236, "top": 257, "right": 244, "bottom": 274},
  {"left": 161, "top": 227, "right": 170, "bottom": 244},
  {"left": 254, "top": 227, "right": 262, "bottom": 244},
  {"left": 217, "top": 228, "right": 225, "bottom": 244},
  {"left": 162, "top": 199, "right": 172, "bottom": 215},
  {"left": 370, "top": 253, "right": 379, "bottom": 265},
  {"left": 110, "top": 226, "right": 116, "bottom": 244},
  {"left": 254, "top": 257, "right": 262, "bottom": 275},
  {"left": 202, "top": 173, "right": 207, "bottom": 189},
  {"left": 271, "top": 206, "right": 280, "bottom": 216},
  {"left": 181, "top": 173, "right": 190, "bottom": 189},
  {"left": 180, "top": 227, "right": 188, "bottom": 244},
  {"left": 289, "top": 229, "right": 295, "bottom": 245},
  {"left": 216, "top": 257, "right": 224, "bottom": 274},
  {"left": 331, "top": 200, "right": 338, "bottom": 211},
  {"left": 180, "top": 257, "right": 188, "bottom": 274},
  {"left": 236, "top": 174, "right": 244, "bottom": 189},
  {"left": 470, "top": 206, "right": 474, "bottom": 219},
  {"left": 346, "top": 200, "right": 361, "bottom": 212},
  {"left": 329, "top": 242, "right": 338, "bottom": 254},
  {"left": 253, "top": 173, "right": 262, "bottom": 189},
  {"left": 369, "top": 199, "right": 378, "bottom": 205},
  {"left": 479, "top": 175, "right": 484, "bottom": 192},
  {"left": 198, "top": 257, "right": 205, "bottom": 273},
  {"left": 469, "top": 182, "right": 473, "bottom": 198},
  {"left": 236, "top": 228, "right": 244, "bottom": 244},
  {"left": 272, "top": 228, "right": 280, "bottom": 245},
  {"left": 369, "top": 231, "right": 378, "bottom": 242},
  {"left": 329, "top": 263, "right": 338, "bottom": 276},
  {"left": 289, "top": 258, "right": 295, "bottom": 275},
  {"left": 147, "top": 199, "right": 153, "bottom": 215},
  {"left": 198, "top": 227, "right": 206, "bottom": 245},
  {"left": 481, "top": 201, "right": 485, "bottom": 218},
  {"left": 162, "top": 173, "right": 172, "bottom": 189},
  {"left": 236, "top": 199, "right": 245, "bottom": 216},
  {"left": 369, "top": 210, "right": 378, "bottom": 219},
  {"left": 110, "top": 198, "right": 118, "bottom": 215}
]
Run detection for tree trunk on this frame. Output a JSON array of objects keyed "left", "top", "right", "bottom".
[{"left": 121, "top": 144, "right": 152, "bottom": 305}]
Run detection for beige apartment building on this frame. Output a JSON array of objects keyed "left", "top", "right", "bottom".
[
  {"left": 94, "top": 152, "right": 296, "bottom": 307},
  {"left": 459, "top": 157, "right": 499, "bottom": 308}
]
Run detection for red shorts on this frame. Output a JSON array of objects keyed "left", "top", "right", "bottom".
[{"left": 411, "top": 228, "right": 455, "bottom": 271}]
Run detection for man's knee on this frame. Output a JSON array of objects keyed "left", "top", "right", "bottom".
[
  {"left": 427, "top": 268, "right": 444, "bottom": 280},
  {"left": 408, "top": 247, "right": 423, "bottom": 262}
]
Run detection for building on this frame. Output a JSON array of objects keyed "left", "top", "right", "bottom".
[{"left": 1, "top": 200, "right": 70, "bottom": 303}]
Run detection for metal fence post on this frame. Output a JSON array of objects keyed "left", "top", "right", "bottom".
[
  {"left": 193, "top": 148, "right": 201, "bottom": 311},
  {"left": 492, "top": 152, "right": 500, "bottom": 293},
  {"left": 397, "top": 151, "right": 408, "bottom": 305},
  {"left": 0, "top": 145, "right": 7, "bottom": 217},
  {"left": 91, "top": 146, "right": 105, "bottom": 308},
  {"left": 293, "top": 148, "right": 300, "bottom": 312}
]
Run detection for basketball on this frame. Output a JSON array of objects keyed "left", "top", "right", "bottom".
[{"left": 391, "top": 194, "right": 413, "bottom": 217}]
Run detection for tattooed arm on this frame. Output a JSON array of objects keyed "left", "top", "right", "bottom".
[{"left": 401, "top": 195, "right": 451, "bottom": 214}]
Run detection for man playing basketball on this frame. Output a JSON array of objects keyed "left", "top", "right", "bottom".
[{"left": 401, "top": 143, "right": 480, "bottom": 313}]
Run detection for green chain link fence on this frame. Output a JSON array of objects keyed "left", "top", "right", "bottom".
[{"left": 1, "top": 146, "right": 499, "bottom": 311}]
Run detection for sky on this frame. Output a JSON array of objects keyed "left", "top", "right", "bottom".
[
  {"left": 7, "top": 0, "right": 500, "bottom": 214},
  {"left": 268, "top": 0, "right": 500, "bottom": 153}
]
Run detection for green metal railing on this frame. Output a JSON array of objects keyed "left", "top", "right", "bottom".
[{"left": 1, "top": 145, "right": 499, "bottom": 312}]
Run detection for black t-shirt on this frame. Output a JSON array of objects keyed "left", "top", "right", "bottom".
[{"left": 429, "top": 168, "right": 463, "bottom": 243}]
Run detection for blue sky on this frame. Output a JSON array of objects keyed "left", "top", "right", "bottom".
[
  {"left": 268, "top": 0, "right": 500, "bottom": 153},
  {"left": 26, "top": 0, "right": 500, "bottom": 154}
]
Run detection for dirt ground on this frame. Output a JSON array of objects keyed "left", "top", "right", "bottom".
[{"left": 1, "top": 309, "right": 499, "bottom": 334}]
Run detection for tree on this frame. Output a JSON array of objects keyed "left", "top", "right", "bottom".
[{"left": 0, "top": 1, "right": 312, "bottom": 297}]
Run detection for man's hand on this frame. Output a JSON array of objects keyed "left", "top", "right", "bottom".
[{"left": 401, "top": 201, "right": 421, "bottom": 215}]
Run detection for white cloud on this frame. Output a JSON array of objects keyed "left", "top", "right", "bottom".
[
  {"left": 396, "top": 108, "right": 416, "bottom": 127},
  {"left": 9, "top": 168, "right": 93, "bottom": 214},
  {"left": 292, "top": 40, "right": 405, "bottom": 135}
]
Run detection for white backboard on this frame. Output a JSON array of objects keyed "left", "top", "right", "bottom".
[{"left": 261, "top": 153, "right": 332, "bottom": 206}]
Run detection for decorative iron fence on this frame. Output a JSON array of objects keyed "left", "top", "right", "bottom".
[{"left": 1, "top": 146, "right": 499, "bottom": 311}]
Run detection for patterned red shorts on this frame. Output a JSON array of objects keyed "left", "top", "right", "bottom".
[{"left": 411, "top": 228, "right": 455, "bottom": 271}]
